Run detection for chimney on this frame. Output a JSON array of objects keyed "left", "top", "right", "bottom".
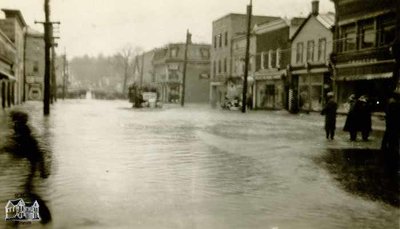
[{"left": 311, "top": 0, "right": 319, "bottom": 16}]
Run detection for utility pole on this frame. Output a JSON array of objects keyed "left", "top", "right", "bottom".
[
  {"left": 36, "top": 0, "right": 60, "bottom": 115},
  {"left": 43, "top": 0, "right": 51, "bottom": 115},
  {"left": 140, "top": 53, "right": 144, "bottom": 88},
  {"left": 242, "top": 0, "right": 252, "bottom": 113},
  {"left": 181, "top": 29, "right": 191, "bottom": 107}
]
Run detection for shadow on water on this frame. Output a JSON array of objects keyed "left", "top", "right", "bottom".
[
  {"left": 316, "top": 147, "right": 399, "bottom": 207},
  {"left": 3, "top": 111, "right": 52, "bottom": 226}
]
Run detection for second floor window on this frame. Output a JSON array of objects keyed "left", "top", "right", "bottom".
[
  {"left": 219, "top": 34, "right": 222, "bottom": 48},
  {"left": 276, "top": 49, "right": 281, "bottom": 68},
  {"left": 342, "top": 24, "right": 356, "bottom": 52},
  {"left": 359, "top": 20, "right": 375, "bottom": 49},
  {"left": 33, "top": 61, "right": 39, "bottom": 73},
  {"left": 270, "top": 50, "right": 276, "bottom": 68},
  {"left": 214, "top": 36, "right": 217, "bottom": 49},
  {"left": 224, "top": 58, "right": 227, "bottom": 73},
  {"left": 307, "top": 40, "right": 314, "bottom": 62},
  {"left": 378, "top": 14, "right": 395, "bottom": 46},
  {"left": 263, "top": 52, "right": 269, "bottom": 69},
  {"left": 296, "top": 42, "right": 304, "bottom": 64},
  {"left": 218, "top": 60, "right": 221, "bottom": 73},
  {"left": 170, "top": 47, "right": 178, "bottom": 57},
  {"left": 318, "top": 38, "right": 326, "bottom": 62},
  {"left": 225, "top": 32, "right": 228, "bottom": 46},
  {"left": 213, "top": 61, "right": 216, "bottom": 76}
]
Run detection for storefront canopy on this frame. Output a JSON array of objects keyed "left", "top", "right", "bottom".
[
  {"left": 335, "top": 72, "right": 392, "bottom": 81},
  {"left": 0, "top": 69, "right": 16, "bottom": 81}
]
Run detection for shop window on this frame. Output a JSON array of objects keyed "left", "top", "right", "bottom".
[
  {"left": 307, "top": 40, "right": 314, "bottom": 62},
  {"left": 341, "top": 24, "right": 356, "bottom": 52},
  {"left": 378, "top": 14, "right": 395, "bottom": 46},
  {"left": 359, "top": 19, "right": 376, "bottom": 49},
  {"left": 318, "top": 38, "right": 326, "bottom": 62},
  {"left": 296, "top": 42, "right": 304, "bottom": 64}
]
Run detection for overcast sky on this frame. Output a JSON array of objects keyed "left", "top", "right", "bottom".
[{"left": 2, "top": 0, "right": 334, "bottom": 58}]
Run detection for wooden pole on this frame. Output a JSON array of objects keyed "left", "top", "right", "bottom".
[
  {"left": 44, "top": 0, "right": 51, "bottom": 115},
  {"left": 181, "top": 29, "right": 190, "bottom": 107},
  {"left": 242, "top": 1, "right": 252, "bottom": 113}
]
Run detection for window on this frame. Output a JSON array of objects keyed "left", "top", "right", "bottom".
[
  {"left": 318, "top": 38, "right": 326, "bottom": 62},
  {"left": 378, "top": 15, "right": 395, "bottom": 46},
  {"left": 213, "top": 61, "right": 216, "bottom": 76},
  {"left": 218, "top": 60, "right": 221, "bottom": 73},
  {"left": 214, "top": 36, "right": 217, "bottom": 49},
  {"left": 33, "top": 61, "right": 39, "bottom": 73},
  {"left": 225, "top": 32, "right": 228, "bottom": 46},
  {"left": 359, "top": 20, "right": 376, "bottom": 49},
  {"left": 263, "top": 52, "right": 269, "bottom": 69},
  {"left": 296, "top": 42, "right": 304, "bottom": 64},
  {"left": 224, "top": 58, "right": 227, "bottom": 73},
  {"left": 260, "top": 52, "right": 264, "bottom": 70},
  {"left": 276, "top": 49, "right": 281, "bottom": 68},
  {"left": 170, "top": 47, "right": 179, "bottom": 57},
  {"left": 219, "top": 34, "right": 222, "bottom": 48},
  {"left": 342, "top": 24, "right": 356, "bottom": 52},
  {"left": 307, "top": 40, "right": 314, "bottom": 62},
  {"left": 200, "top": 48, "right": 209, "bottom": 58},
  {"left": 270, "top": 50, "right": 276, "bottom": 68}
]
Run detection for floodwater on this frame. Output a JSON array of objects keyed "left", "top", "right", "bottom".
[{"left": 0, "top": 100, "right": 398, "bottom": 229}]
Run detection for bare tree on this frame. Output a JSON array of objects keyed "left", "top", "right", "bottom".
[{"left": 113, "top": 45, "right": 144, "bottom": 96}]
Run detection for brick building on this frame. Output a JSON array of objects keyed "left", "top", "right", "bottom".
[
  {"left": 24, "top": 28, "right": 44, "bottom": 101},
  {"left": 253, "top": 17, "right": 304, "bottom": 110},
  {"left": 210, "top": 13, "right": 279, "bottom": 107}
]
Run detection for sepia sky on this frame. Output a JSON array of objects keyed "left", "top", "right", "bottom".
[{"left": 2, "top": 0, "right": 334, "bottom": 58}]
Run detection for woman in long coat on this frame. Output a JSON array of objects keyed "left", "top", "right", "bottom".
[{"left": 343, "top": 94, "right": 358, "bottom": 141}]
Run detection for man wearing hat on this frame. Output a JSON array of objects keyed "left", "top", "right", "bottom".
[{"left": 321, "top": 92, "right": 338, "bottom": 140}]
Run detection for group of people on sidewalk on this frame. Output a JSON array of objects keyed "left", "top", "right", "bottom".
[{"left": 321, "top": 91, "right": 400, "bottom": 155}]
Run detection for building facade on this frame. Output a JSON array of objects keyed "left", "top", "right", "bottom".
[
  {"left": 289, "top": 1, "right": 334, "bottom": 112},
  {"left": 24, "top": 28, "right": 44, "bottom": 101},
  {"left": 0, "top": 9, "right": 27, "bottom": 105},
  {"left": 331, "top": 0, "right": 398, "bottom": 111},
  {"left": 253, "top": 17, "right": 304, "bottom": 110},
  {"left": 210, "top": 13, "right": 279, "bottom": 107},
  {"left": 0, "top": 26, "right": 17, "bottom": 108},
  {"left": 152, "top": 42, "right": 211, "bottom": 103}
]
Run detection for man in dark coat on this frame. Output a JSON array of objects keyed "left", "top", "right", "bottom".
[
  {"left": 321, "top": 92, "right": 337, "bottom": 140},
  {"left": 381, "top": 92, "right": 400, "bottom": 158}
]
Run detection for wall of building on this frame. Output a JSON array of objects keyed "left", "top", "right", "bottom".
[{"left": 25, "top": 33, "right": 44, "bottom": 100}]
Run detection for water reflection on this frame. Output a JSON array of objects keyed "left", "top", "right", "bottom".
[
  {"left": 3, "top": 111, "right": 52, "bottom": 226},
  {"left": 319, "top": 148, "right": 399, "bottom": 207}
]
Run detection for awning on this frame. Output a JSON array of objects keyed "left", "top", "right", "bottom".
[
  {"left": 335, "top": 72, "right": 393, "bottom": 81},
  {"left": 0, "top": 69, "right": 16, "bottom": 81}
]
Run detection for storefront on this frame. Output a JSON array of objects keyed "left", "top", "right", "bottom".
[{"left": 254, "top": 72, "right": 286, "bottom": 110}]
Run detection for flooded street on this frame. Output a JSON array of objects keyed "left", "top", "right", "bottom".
[{"left": 0, "top": 100, "right": 399, "bottom": 229}]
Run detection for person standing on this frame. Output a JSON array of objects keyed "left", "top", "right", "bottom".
[
  {"left": 381, "top": 92, "right": 400, "bottom": 157},
  {"left": 321, "top": 92, "right": 338, "bottom": 140},
  {"left": 357, "top": 95, "right": 372, "bottom": 141},
  {"left": 343, "top": 94, "right": 358, "bottom": 141}
]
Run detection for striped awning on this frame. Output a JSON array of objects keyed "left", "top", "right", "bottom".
[{"left": 335, "top": 72, "right": 393, "bottom": 81}]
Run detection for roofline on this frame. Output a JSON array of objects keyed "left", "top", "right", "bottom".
[
  {"left": 212, "top": 13, "right": 279, "bottom": 24},
  {"left": 290, "top": 13, "right": 334, "bottom": 42},
  {"left": 1, "top": 9, "right": 27, "bottom": 27}
]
